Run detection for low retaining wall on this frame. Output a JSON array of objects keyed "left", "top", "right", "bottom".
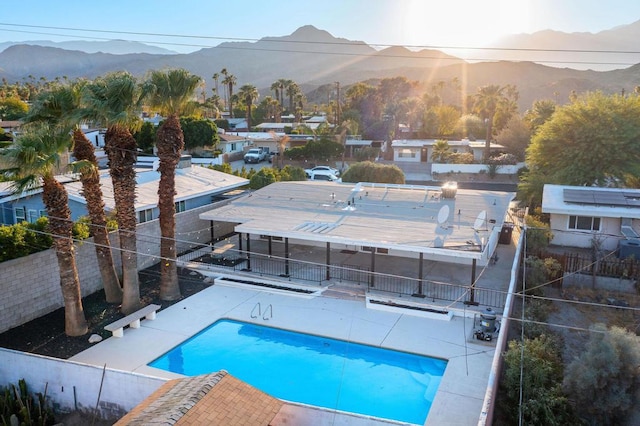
[
  {"left": 0, "top": 202, "right": 231, "bottom": 333},
  {"left": 431, "top": 162, "right": 525, "bottom": 175},
  {"left": 0, "top": 348, "right": 166, "bottom": 421}
]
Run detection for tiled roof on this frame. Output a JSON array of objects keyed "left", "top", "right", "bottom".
[{"left": 115, "top": 371, "right": 283, "bottom": 425}]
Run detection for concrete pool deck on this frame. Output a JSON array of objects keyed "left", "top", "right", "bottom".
[{"left": 70, "top": 274, "right": 506, "bottom": 425}]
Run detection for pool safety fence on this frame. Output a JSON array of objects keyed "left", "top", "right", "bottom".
[{"left": 180, "top": 246, "right": 506, "bottom": 309}]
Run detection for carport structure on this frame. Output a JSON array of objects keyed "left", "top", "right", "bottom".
[{"left": 199, "top": 181, "right": 515, "bottom": 305}]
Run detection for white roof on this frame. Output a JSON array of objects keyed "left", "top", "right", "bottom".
[
  {"left": 542, "top": 184, "right": 640, "bottom": 218},
  {"left": 228, "top": 132, "right": 282, "bottom": 140},
  {"left": 345, "top": 139, "right": 374, "bottom": 146},
  {"left": 65, "top": 166, "right": 249, "bottom": 211},
  {"left": 200, "top": 181, "right": 515, "bottom": 261},
  {"left": 391, "top": 139, "right": 501, "bottom": 149}
]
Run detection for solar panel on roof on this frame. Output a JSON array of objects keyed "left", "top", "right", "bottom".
[
  {"left": 563, "top": 188, "right": 640, "bottom": 208},
  {"left": 563, "top": 189, "right": 594, "bottom": 204}
]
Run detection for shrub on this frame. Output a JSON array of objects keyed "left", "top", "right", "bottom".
[
  {"left": 500, "top": 335, "right": 575, "bottom": 425},
  {"left": 564, "top": 325, "right": 640, "bottom": 425},
  {"left": 0, "top": 379, "right": 55, "bottom": 426}
]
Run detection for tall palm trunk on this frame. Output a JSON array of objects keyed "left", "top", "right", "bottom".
[
  {"left": 105, "top": 126, "right": 141, "bottom": 314},
  {"left": 72, "top": 129, "right": 122, "bottom": 303},
  {"left": 42, "top": 177, "right": 88, "bottom": 336},
  {"left": 156, "top": 114, "right": 183, "bottom": 300}
]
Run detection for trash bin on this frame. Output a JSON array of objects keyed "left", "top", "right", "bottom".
[{"left": 499, "top": 223, "right": 513, "bottom": 244}]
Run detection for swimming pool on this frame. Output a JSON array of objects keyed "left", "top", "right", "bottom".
[{"left": 149, "top": 319, "right": 447, "bottom": 424}]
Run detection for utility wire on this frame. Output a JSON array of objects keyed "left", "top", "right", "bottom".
[{"left": 1, "top": 23, "right": 639, "bottom": 67}]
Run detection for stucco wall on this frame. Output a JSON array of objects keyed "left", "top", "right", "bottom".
[
  {"left": 431, "top": 163, "right": 525, "bottom": 175},
  {"left": 0, "top": 202, "right": 230, "bottom": 333},
  {"left": 0, "top": 348, "right": 166, "bottom": 421},
  {"left": 549, "top": 214, "right": 622, "bottom": 251}
]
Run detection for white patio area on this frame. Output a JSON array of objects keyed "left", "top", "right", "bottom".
[{"left": 70, "top": 276, "right": 502, "bottom": 425}]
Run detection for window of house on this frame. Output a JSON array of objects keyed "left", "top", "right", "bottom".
[
  {"left": 398, "top": 149, "right": 416, "bottom": 158},
  {"left": 230, "top": 143, "right": 237, "bottom": 152},
  {"left": 568, "top": 215, "right": 601, "bottom": 231},
  {"left": 175, "top": 200, "right": 186, "bottom": 213},
  {"left": 138, "top": 209, "right": 153, "bottom": 223},
  {"left": 27, "top": 210, "right": 39, "bottom": 223},
  {"left": 39, "top": 210, "right": 48, "bottom": 218},
  {"left": 14, "top": 208, "right": 25, "bottom": 223}
]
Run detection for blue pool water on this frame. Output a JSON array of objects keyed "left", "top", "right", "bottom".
[{"left": 149, "top": 319, "right": 447, "bottom": 424}]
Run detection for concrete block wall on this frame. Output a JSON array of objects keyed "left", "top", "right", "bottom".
[
  {"left": 0, "top": 348, "right": 166, "bottom": 421},
  {"left": 1, "top": 201, "right": 233, "bottom": 333}
]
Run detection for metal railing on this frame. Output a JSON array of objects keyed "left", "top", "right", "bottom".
[{"left": 181, "top": 245, "right": 506, "bottom": 309}]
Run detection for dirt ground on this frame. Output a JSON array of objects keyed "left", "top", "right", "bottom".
[{"left": 0, "top": 264, "right": 210, "bottom": 424}]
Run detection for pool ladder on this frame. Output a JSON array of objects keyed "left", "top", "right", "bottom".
[{"left": 251, "top": 302, "right": 273, "bottom": 320}]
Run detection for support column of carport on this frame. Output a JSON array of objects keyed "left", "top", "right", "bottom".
[
  {"left": 326, "top": 242, "right": 331, "bottom": 281},
  {"left": 246, "top": 233, "right": 251, "bottom": 271},
  {"left": 465, "top": 258, "right": 479, "bottom": 306},
  {"left": 284, "top": 237, "right": 290, "bottom": 277},
  {"left": 413, "top": 253, "right": 426, "bottom": 298}
]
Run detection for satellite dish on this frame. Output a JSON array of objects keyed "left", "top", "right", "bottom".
[
  {"left": 473, "top": 210, "right": 487, "bottom": 230},
  {"left": 437, "top": 205, "right": 450, "bottom": 224}
]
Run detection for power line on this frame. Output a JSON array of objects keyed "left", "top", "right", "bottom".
[
  {"left": 3, "top": 22, "right": 640, "bottom": 55},
  {"left": 1, "top": 23, "right": 640, "bottom": 67}
]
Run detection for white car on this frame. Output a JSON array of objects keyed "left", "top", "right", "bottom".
[
  {"left": 305, "top": 165, "right": 340, "bottom": 177},
  {"left": 308, "top": 170, "right": 340, "bottom": 182}
]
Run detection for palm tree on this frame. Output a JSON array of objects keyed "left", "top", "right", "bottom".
[
  {"left": 270, "top": 81, "right": 281, "bottom": 107},
  {"left": 286, "top": 81, "right": 300, "bottom": 114},
  {"left": 431, "top": 140, "right": 451, "bottom": 163},
  {"left": 80, "top": 72, "right": 148, "bottom": 315},
  {"left": 212, "top": 73, "right": 219, "bottom": 96},
  {"left": 237, "top": 84, "right": 259, "bottom": 130},
  {"left": 473, "top": 85, "right": 505, "bottom": 162},
  {"left": 1, "top": 125, "right": 88, "bottom": 336},
  {"left": 222, "top": 72, "right": 237, "bottom": 118},
  {"left": 24, "top": 82, "right": 123, "bottom": 304},
  {"left": 276, "top": 78, "right": 289, "bottom": 110},
  {"left": 220, "top": 68, "right": 229, "bottom": 111},
  {"left": 147, "top": 69, "right": 201, "bottom": 301}
]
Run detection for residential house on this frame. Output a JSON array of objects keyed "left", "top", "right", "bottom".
[
  {"left": 0, "top": 156, "right": 248, "bottom": 226},
  {"left": 391, "top": 139, "right": 503, "bottom": 163},
  {"left": 542, "top": 184, "right": 640, "bottom": 254}
]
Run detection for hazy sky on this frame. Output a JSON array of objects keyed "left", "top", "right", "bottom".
[{"left": 1, "top": 0, "right": 639, "bottom": 53}]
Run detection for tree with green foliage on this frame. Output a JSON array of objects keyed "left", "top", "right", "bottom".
[
  {"left": 134, "top": 121, "right": 157, "bottom": 154},
  {"left": 179, "top": 117, "right": 219, "bottom": 151},
  {"left": 24, "top": 81, "right": 123, "bottom": 303},
  {"left": 0, "top": 218, "right": 53, "bottom": 261},
  {"left": 523, "top": 99, "right": 556, "bottom": 135},
  {"left": 81, "top": 71, "right": 148, "bottom": 315},
  {"left": 249, "top": 168, "right": 277, "bottom": 189},
  {"left": 147, "top": 68, "right": 201, "bottom": 301},
  {"left": 525, "top": 215, "right": 553, "bottom": 254},
  {"left": 278, "top": 165, "right": 307, "bottom": 181},
  {"left": 473, "top": 85, "right": 512, "bottom": 162},
  {"left": 341, "top": 161, "right": 405, "bottom": 184},
  {"left": 1, "top": 125, "right": 88, "bottom": 336},
  {"left": 0, "top": 96, "right": 28, "bottom": 120},
  {"left": 520, "top": 92, "right": 640, "bottom": 206},
  {"left": 500, "top": 335, "right": 576, "bottom": 425},
  {"left": 237, "top": 84, "right": 259, "bottom": 130},
  {"left": 564, "top": 324, "right": 640, "bottom": 425},
  {"left": 495, "top": 115, "right": 531, "bottom": 161},
  {"left": 431, "top": 140, "right": 451, "bottom": 163}
]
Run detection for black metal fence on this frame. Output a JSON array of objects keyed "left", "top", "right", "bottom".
[{"left": 180, "top": 246, "right": 506, "bottom": 308}]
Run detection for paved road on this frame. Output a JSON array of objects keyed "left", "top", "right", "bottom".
[{"left": 229, "top": 159, "right": 272, "bottom": 173}]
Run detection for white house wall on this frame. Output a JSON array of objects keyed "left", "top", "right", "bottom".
[{"left": 549, "top": 214, "right": 622, "bottom": 251}]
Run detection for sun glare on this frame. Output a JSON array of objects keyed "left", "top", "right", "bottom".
[{"left": 401, "top": 0, "right": 529, "bottom": 48}]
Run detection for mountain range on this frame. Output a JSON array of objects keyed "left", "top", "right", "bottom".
[{"left": 1, "top": 24, "right": 640, "bottom": 112}]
